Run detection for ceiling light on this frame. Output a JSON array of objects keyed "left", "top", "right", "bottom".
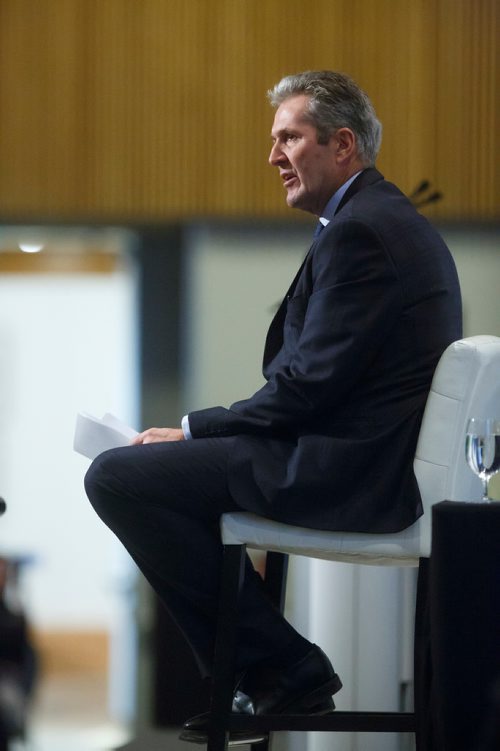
[{"left": 18, "top": 243, "right": 45, "bottom": 253}]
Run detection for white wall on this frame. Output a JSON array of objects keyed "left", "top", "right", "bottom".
[
  {"left": 182, "top": 224, "right": 309, "bottom": 411},
  {"left": 440, "top": 226, "right": 500, "bottom": 338},
  {"left": 0, "top": 255, "right": 139, "bottom": 630}
]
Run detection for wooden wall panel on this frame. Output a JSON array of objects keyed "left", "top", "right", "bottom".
[
  {"left": 0, "top": 0, "right": 498, "bottom": 222},
  {"left": 435, "top": 0, "right": 499, "bottom": 219}
]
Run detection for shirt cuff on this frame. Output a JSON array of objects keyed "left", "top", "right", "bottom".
[{"left": 181, "top": 414, "right": 193, "bottom": 440}]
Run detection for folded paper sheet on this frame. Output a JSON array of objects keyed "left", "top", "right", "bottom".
[{"left": 74, "top": 412, "right": 138, "bottom": 460}]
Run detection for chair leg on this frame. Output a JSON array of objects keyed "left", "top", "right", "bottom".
[
  {"left": 207, "top": 543, "right": 247, "bottom": 751},
  {"left": 263, "top": 551, "right": 289, "bottom": 613},
  {"left": 260, "top": 552, "right": 289, "bottom": 751},
  {"left": 414, "top": 557, "right": 432, "bottom": 751}
]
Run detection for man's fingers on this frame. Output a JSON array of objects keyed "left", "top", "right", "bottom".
[{"left": 131, "top": 427, "right": 184, "bottom": 445}]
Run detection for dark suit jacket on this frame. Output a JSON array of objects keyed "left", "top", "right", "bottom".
[{"left": 188, "top": 169, "right": 463, "bottom": 532}]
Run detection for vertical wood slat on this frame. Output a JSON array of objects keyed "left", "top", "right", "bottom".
[{"left": 0, "top": 0, "right": 497, "bottom": 222}]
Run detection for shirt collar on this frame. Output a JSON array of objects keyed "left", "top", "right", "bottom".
[{"left": 318, "top": 171, "right": 362, "bottom": 227}]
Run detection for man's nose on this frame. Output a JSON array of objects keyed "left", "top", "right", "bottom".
[{"left": 269, "top": 142, "right": 285, "bottom": 166}]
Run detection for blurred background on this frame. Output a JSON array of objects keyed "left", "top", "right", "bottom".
[{"left": 0, "top": 1, "right": 498, "bottom": 750}]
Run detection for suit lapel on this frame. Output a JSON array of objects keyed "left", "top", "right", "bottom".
[
  {"left": 263, "top": 250, "right": 310, "bottom": 367},
  {"left": 263, "top": 168, "right": 385, "bottom": 369}
]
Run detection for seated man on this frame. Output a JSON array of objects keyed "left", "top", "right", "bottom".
[{"left": 84, "top": 70, "right": 462, "bottom": 743}]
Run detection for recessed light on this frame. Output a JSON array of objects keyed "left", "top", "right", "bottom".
[{"left": 18, "top": 243, "right": 45, "bottom": 253}]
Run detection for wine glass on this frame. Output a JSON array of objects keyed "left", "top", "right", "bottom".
[{"left": 465, "top": 418, "right": 500, "bottom": 502}]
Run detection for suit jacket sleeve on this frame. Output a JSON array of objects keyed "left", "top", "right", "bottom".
[{"left": 187, "top": 219, "right": 401, "bottom": 439}]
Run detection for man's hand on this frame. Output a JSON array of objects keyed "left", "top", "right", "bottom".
[{"left": 131, "top": 427, "right": 185, "bottom": 445}]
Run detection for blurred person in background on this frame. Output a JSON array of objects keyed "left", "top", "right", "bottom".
[{"left": 0, "top": 556, "right": 37, "bottom": 746}]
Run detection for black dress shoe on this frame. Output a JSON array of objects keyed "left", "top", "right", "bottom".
[
  {"left": 231, "top": 643, "right": 342, "bottom": 716},
  {"left": 180, "top": 644, "right": 342, "bottom": 745}
]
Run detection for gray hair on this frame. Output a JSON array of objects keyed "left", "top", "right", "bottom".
[{"left": 268, "top": 71, "right": 382, "bottom": 166}]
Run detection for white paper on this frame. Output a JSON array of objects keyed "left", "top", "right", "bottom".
[{"left": 74, "top": 411, "right": 138, "bottom": 460}]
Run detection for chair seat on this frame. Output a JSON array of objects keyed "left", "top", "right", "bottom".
[{"left": 221, "top": 511, "right": 422, "bottom": 566}]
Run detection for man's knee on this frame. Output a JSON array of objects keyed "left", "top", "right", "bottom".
[{"left": 84, "top": 448, "right": 126, "bottom": 519}]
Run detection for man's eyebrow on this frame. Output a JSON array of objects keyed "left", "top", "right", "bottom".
[{"left": 270, "top": 127, "right": 297, "bottom": 140}]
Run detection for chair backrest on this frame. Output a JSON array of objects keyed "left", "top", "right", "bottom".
[{"left": 413, "top": 335, "right": 500, "bottom": 555}]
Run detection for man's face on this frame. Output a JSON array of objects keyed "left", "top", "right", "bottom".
[{"left": 269, "top": 94, "right": 342, "bottom": 216}]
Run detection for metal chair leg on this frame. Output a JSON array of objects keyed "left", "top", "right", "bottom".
[
  {"left": 207, "top": 544, "right": 247, "bottom": 751},
  {"left": 263, "top": 551, "right": 289, "bottom": 613}
]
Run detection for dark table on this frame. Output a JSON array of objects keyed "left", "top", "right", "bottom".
[{"left": 417, "top": 501, "right": 500, "bottom": 751}]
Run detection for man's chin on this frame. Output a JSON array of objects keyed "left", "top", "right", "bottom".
[
  {"left": 286, "top": 190, "right": 304, "bottom": 210},
  {"left": 286, "top": 191, "right": 313, "bottom": 214}
]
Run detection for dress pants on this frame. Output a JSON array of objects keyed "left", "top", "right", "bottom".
[{"left": 84, "top": 436, "right": 308, "bottom": 678}]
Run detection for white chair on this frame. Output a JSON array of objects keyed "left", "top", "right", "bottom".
[{"left": 207, "top": 336, "right": 500, "bottom": 750}]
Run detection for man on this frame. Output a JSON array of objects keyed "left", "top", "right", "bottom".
[{"left": 85, "top": 71, "right": 462, "bottom": 742}]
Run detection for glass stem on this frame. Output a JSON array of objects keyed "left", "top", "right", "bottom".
[{"left": 481, "top": 474, "right": 490, "bottom": 502}]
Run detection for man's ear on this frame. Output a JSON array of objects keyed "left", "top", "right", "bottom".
[{"left": 333, "top": 127, "right": 357, "bottom": 161}]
